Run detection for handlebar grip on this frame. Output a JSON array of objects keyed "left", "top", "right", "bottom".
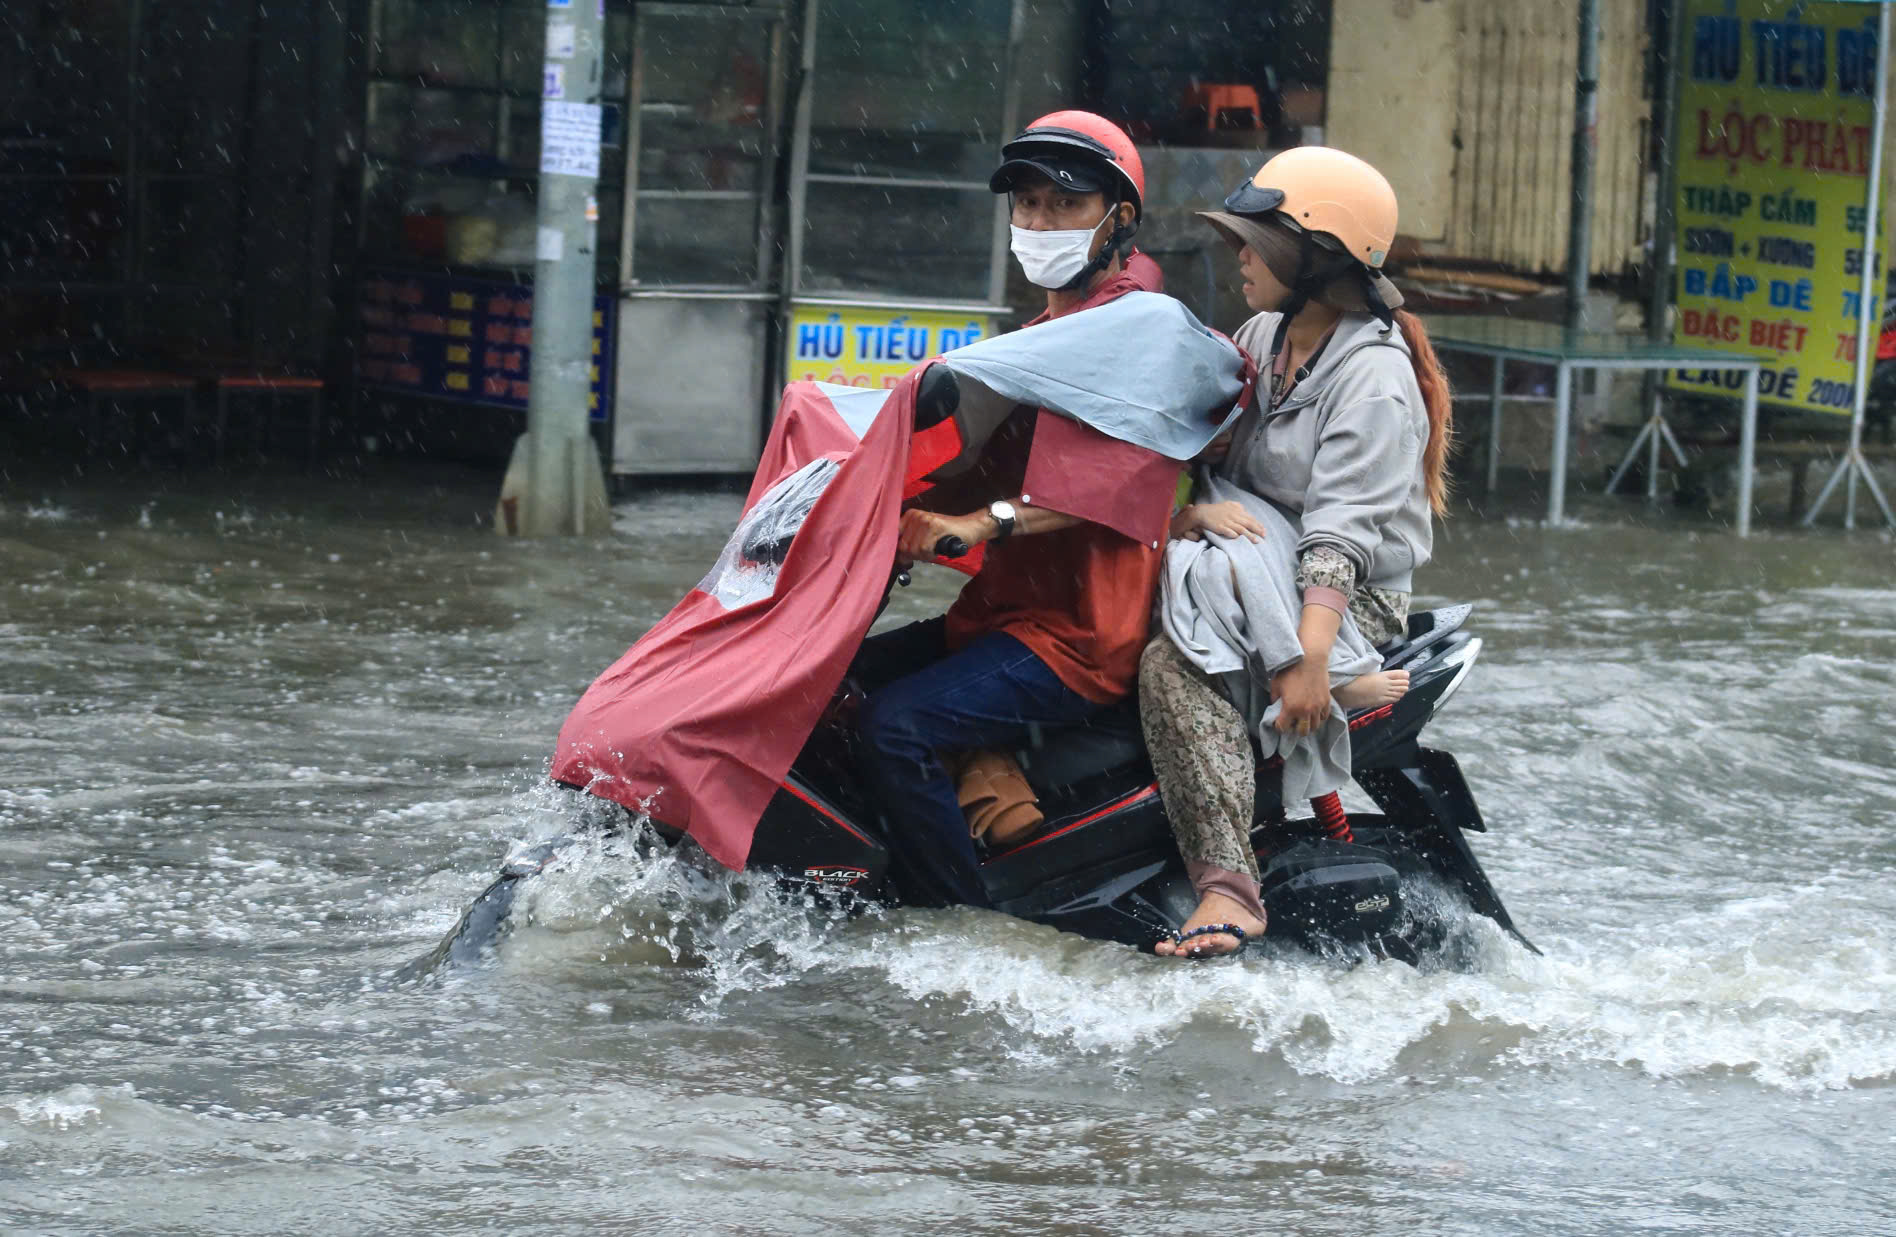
[{"left": 934, "top": 535, "right": 970, "bottom": 559}]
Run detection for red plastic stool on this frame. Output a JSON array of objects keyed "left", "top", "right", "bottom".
[{"left": 1183, "top": 84, "right": 1263, "bottom": 131}]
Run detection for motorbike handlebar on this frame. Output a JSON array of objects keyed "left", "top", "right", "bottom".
[{"left": 933, "top": 535, "right": 970, "bottom": 559}]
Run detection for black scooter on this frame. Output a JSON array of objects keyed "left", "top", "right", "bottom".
[{"left": 416, "top": 569, "right": 1535, "bottom": 974}]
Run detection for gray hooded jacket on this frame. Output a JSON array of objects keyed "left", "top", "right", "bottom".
[
  {"left": 1219, "top": 311, "right": 1433, "bottom": 593},
  {"left": 1159, "top": 475, "right": 1381, "bottom": 800}
]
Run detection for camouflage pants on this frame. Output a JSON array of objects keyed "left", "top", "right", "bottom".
[
  {"left": 1137, "top": 636, "right": 1260, "bottom": 880},
  {"left": 1137, "top": 585, "right": 1410, "bottom": 882}
]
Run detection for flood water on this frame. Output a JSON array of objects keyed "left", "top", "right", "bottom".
[{"left": 3, "top": 463, "right": 1893, "bottom": 1234}]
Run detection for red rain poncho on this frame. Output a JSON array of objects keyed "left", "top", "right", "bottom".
[
  {"left": 551, "top": 368, "right": 958, "bottom": 870},
  {"left": 552, "top": 268, "right": 1249, "bottom": 871}
]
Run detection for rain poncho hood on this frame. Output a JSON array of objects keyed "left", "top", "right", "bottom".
[
  {"left": 942, "top": 291, "right": 1246, "bottom": 461},
  {"left": 553, "top": 287, "right": 1248, "bottom": 871}
]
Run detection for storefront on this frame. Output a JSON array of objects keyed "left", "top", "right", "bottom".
[
  {"left": 771, "top": 0, "right": 1017, "bottom": 416},
  {"left": 352, "top": 0, "right": 1023, "bottom": 475},
  {"left": 1, "top": 0, "right": 343, "bottom": 378}
]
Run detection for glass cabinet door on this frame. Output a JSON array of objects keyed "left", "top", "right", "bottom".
[
  {"left": 611, "top": 3, "right": 787, "bottom": 476},
  {"left": 789, "top": 0, "right": 1018, "bottom": 305},
  {"left": 621, "top": 4, "right": 784, "bottom": 290}
]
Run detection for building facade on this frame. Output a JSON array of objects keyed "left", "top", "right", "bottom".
[{"left": 3, "top": 0, "right": 1667, "bottom": 474}]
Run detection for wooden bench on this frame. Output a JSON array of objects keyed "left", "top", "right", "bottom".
[
  {"left": 55, "top": 369, "right": 199, "bottom": 450},
  {"left": 209, "top": 373, "right": 326, "bottom": 466}
]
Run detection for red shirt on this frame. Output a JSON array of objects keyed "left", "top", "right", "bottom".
[{"left": 940, "top": 253, "right": 1180, "bottom": 704}]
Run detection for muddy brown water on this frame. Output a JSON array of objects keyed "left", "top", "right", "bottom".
[{"left": 3, "top": 464, "right": 1893, "bottom": 1234}]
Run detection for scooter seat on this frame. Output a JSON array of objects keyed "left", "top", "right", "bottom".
[
  {"left": 1012, "top": 697, "right": 1147, "bottom": 797},
  {"left": 1378, "top": 603, "right": 1472, "bottom": 671},
  {"left": 1008, "top": 605, "right": 1474, "bottom": 798}
]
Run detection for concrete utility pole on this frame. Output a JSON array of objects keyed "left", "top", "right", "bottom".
[
  {"left": 497, "top": 0, "right": 611, "bottom": 537},
  {"left": 1645, "top": 0, "right": 1686, "bottom": 348},
  {"left": 1566, "top": 0, "right": 1601, "bottom": 332}
]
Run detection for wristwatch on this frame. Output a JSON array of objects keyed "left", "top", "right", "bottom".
[{"left": 987, "top": 499, "right": 1018, "bottom": 540}]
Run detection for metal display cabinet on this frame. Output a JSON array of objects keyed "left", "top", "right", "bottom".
[
  {"left": 351, "top": 0, "right": 632, "bottom": 431},
  {"left": 358, "top": 0, "right": 632, "bottom": 276},
  {"left": 354, "top": 0, "right": 1021, "bottom": 474},
  {"left": 781, "top": 0, "right": 1022, "bottom": 387},
  {"left": 612, "top": 3, "right": 788, "bottom": 474}
]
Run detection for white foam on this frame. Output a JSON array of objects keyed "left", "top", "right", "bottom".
[
  {"left": 491, "top": 806, "right": 1896, "bottom": 1093},
  {"left": 1, "top": 1082, "right": 136, "bottom": 1130}
]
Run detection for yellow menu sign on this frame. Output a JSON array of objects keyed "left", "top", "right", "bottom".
[
  {"left": 785, "top": 304, "right": 996, "bottom": 388},
  {"left": 1669, "top": 0, "right": 1890, "bottom": 413}
]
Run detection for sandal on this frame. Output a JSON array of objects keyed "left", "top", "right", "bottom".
[{"left": 1162, "top": 922, "right": 1256, "bottom": 960}]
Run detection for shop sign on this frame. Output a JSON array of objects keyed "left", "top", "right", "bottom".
[
  {"left": 357, "top": 269, "right": 612, "bottom": 422},
  {"left": 1668, "top": 0, "right": 1892, "bottom": 413},
  {"left": 784, "top": 304, "right": 995, "bottom": 388}
]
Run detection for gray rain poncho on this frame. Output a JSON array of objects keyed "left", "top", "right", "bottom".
[{"left": 942, "top": 290, "right": 1247, "bottom": 462}]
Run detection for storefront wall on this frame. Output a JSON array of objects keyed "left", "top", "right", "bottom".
[
  {"left": 350, "top": 0, "right": 1328, "bottom": 474},
  {"left": 1327, "top": 0, "right": 1652, "bottom": 277},
  {"left": 348, "top": 0, "right": 1675, "bottom": 476},
  {"left": 3, "top": 0, "right": 343, "bottom": 374}
]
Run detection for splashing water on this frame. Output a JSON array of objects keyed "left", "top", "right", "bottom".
[
  {"left": 5, "top": 471, "right": 1895, "bottom": 1232},
  {"left": 456, "top": 777, "right": 1894, "bottom": 1096}
]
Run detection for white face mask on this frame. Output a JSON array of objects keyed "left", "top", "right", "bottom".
[{"left": 1009, "top": 208, "right": 1115, "bottom": 289}]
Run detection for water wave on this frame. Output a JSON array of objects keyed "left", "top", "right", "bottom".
[
  {"left": 1, "top": 1082, "right": 138, "bottom": 1131},
  {"left": 480, "top": 799, "right": 1896, "bottom": 1095}
]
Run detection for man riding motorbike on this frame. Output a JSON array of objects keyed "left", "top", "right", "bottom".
[
  {"left": 507, "top": 129, "right": 1530, "bottom": 974},
  {"left": 852, "top": 111, "right": 1186, "bottom": 909}
]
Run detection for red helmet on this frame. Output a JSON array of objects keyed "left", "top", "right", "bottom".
[{"left": 990, "top": 110, "right": 1145, "bottom": 220}]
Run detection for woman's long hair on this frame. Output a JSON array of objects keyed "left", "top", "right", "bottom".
[{"left": 1394, "top": 309, "right": 1454, "bottom": 516}]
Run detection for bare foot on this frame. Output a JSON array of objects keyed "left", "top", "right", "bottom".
[
  {"left": 1333, "top": 668, "right": 1409, "bottom": 712},
  {"left": 1153, "top": 891, "right": 1267, "bottom": 959}
]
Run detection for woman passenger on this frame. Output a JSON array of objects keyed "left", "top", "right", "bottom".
[{"left": 1141, "top": 148, "right": 1455, "bottom": 959}]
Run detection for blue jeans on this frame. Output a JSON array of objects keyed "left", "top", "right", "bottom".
[{"left": 853, "top": 618, "right": 1100, "bottom": 908}]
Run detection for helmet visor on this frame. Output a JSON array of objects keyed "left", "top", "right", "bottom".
[
  {"left": 990, "top": 154, "right": 1111, "bottom": 197},
  {"left": 1004, "top": 126, "right": 1118, "bottom": 160},
  {"left": 1222, "top": 179, "right": 1286, "bottom": 217}
]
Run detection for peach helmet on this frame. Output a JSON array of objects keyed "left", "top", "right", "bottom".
[
  {"left": 1223, "top": 146, "right": 1397, "bottom": 268},
  {"left": 1199, "top": 146, "right": 1404, "bottom": 321}
]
